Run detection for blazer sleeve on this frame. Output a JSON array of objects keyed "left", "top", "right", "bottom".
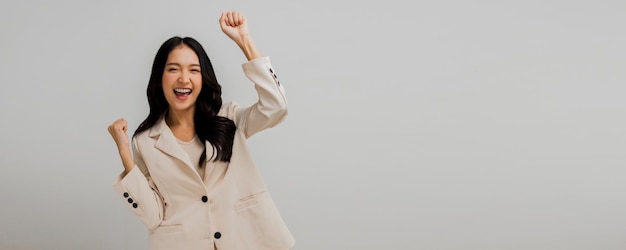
[
  {"left": 233, "top": 56, "right": 288, "bottom": 138},
  {"left": 112, "top": 138, "right": 164, "bottom": 230}
]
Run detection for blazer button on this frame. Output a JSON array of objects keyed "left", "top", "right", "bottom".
[
  {"left": 214, "top": 232, "right": 221, "bottom": 239},
  {"left": 123, "top": 192, "right": 129, "bottom": 198},
  {"left": 127, "top": 198, "right": 133, "bottom": 203},
  {"left": 132, "top": 203, "right": 138, "bottom": 208},
  {"left": 201, "top": 195, "right": 208, "bottom": 203}
]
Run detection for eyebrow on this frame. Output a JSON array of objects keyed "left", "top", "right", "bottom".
[{"left": 165, "top": 63, "right": 201, "bottom": 67}]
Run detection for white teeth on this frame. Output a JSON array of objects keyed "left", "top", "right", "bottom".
[{"left": 174, "top": 88, "right": 191, "bottom": 93}]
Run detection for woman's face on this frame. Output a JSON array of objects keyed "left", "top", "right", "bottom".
[{"left": 162, "top": 44, "right": 203, "bottom": 113}]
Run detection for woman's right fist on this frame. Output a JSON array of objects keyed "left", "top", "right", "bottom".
[{"left": 108, "top": 118, "right": 129, "bottom": 149}]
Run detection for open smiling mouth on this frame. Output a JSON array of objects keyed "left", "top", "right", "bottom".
[{"left": 174, "top": 88, "right": 192, "bottom": 100}]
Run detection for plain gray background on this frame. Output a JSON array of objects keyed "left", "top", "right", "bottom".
[{"left": 1, "top": 0, "right": 625, "bottom": 249}]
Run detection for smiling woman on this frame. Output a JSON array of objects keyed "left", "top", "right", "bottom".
[
  {"left": 106, "top": 11, "right": 294, "bottom": 250},
  {"left": 134, "top": 36, "right": 237, "bottom": 166}
]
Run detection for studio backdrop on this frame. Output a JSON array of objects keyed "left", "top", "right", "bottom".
[{"left": 1, "top": 0, "right": 624, "bottom": 249}]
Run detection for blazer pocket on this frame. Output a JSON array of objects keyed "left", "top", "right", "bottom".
[
  {"left": 234, "top": 191, "right": 295, "bottom": 249},
  {"left": 149, "top": 225, "right": 190, "bottom": 250},
  {"left": 151, "top": 224, "right": 183, "bottom": 234},
  {"left": 234, "top": 190, "right": 268, "bottom": 211}
]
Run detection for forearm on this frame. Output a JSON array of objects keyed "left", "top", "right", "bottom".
[
  {"left": 112, "top": 166, "right": 164, "bottom": 230},
  {"left": 238, "top": 34, "right": 261, "bottom": 61},
  {"left": 117, "top": 146, "right": 135, "bottom": 175},
  {"left": 238, "top": 57, "right": 288, "bottom": 137}
]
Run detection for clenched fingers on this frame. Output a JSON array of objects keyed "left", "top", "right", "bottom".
[
  {"left": 221, "top": 11, "right": 245, "bottom": 27},
  {"left": 108, "top": 118, "right": 127, "bottom": 134}
]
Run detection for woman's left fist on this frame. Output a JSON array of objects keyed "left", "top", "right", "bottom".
[{"left": 219, "top": 11, "right": 250, "bottom": 45}]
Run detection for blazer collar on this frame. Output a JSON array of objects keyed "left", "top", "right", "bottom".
[{"left": 148, "top": 117, "right": 196, "bottom": 170}]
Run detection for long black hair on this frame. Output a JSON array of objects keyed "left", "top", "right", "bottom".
[{"left": 134, "top": 36, "right": 236, "bottom": 165}]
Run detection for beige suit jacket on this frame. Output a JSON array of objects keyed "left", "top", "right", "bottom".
[{"left": 113, "top": 57, "right": 295, "bottom": 250}]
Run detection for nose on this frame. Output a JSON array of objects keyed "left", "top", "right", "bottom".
[{"left": 178, "top": 70, "right": 191, "bottom": 85}]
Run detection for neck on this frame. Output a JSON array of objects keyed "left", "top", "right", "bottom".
[{"left": 165, "top": 107, "right": 195, "bottom": 128}]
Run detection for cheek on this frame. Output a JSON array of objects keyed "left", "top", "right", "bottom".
[
  {"left": 162, "top": 74, "right": 177, "bottom": 88},
  {"left": 193, "top": 76, "right": 203, "bottom": 92}
]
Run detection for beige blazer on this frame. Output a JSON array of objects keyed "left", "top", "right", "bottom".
[{"left": 113, "top": 57, "right": 295, "bottom": 250}]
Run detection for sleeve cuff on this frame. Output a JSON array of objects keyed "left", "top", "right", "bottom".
[{"left": 112, "top": 166, "right": 142, "bottom": 195}]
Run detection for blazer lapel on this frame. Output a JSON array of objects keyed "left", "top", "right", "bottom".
[{"left": 149, "top": 117, "right": 195, "bottom": 171}]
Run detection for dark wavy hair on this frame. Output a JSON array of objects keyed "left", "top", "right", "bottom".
[{"left": 134, "top": 36, "right": 236, "bottom": 165}]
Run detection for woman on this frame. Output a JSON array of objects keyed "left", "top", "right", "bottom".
[{"left": 107, "top": 11, "right": 295, "bottom": 250}]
